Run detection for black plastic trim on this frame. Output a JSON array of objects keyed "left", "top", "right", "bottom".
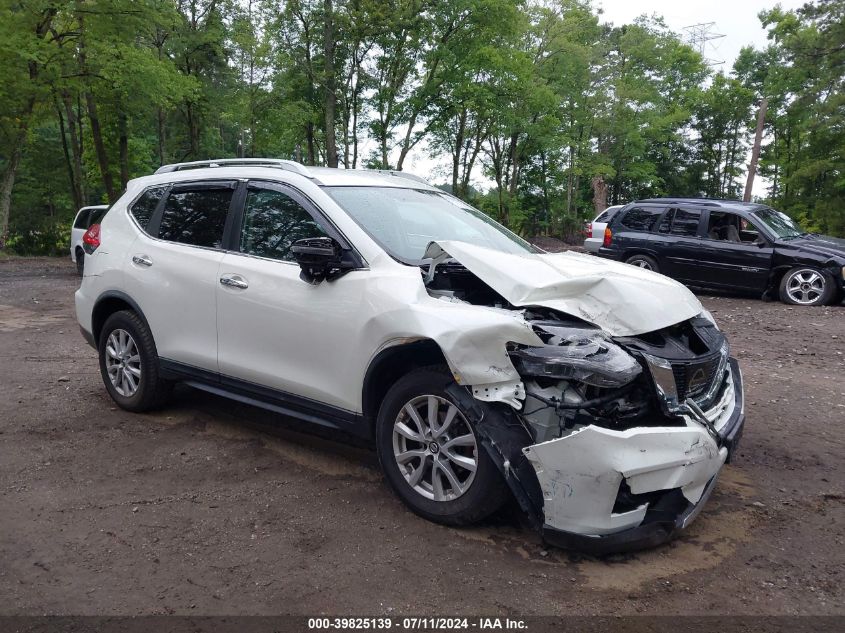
[
  {"left": 158, "top": 359, "right": 370, "bottom": 440},
  {"left": 79, "top": 325, "right": 96, "bottom": 349},
  {"left": 91, "top": 290, "right": 153, "bottom": 343}
]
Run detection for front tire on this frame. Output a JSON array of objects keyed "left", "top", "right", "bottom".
[
  {"left": 98, "top": 310, "right": 172, "bottom": 412},
  {"left": 625, "top": 254, "right": 659, "bottom": 273},
  {"left": 779, "top": 267, "right": 835, "bottom": 306},
  {"left": 376, "top": 367, "right": 509, "bottom": 526}
]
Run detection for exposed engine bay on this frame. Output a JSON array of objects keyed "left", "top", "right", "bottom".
[{"left": 423, "top": 252, "right": 745, "bottom": 553}]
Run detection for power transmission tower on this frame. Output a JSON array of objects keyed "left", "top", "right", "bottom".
[{"left": 684, "top": 22, "right": 726, "bottom": 67}]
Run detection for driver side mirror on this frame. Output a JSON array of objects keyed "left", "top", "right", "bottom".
[{"left": 291, "top": 236, "right": 355, "bottom": 283}]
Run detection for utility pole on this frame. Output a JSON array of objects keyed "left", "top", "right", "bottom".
[{"left": 744, "top": 98, "right": 768, "bottom": 202}]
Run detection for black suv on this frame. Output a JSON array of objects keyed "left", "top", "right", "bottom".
[{"left": 597, "top": 198, "right": 845, "bottom": 306}]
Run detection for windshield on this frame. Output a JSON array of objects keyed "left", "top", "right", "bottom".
[
  {"left": 753, "top": 207, "right": 804, "bottom": 239},
  {"left": 325, "top": 186, "right": 539, "bottom": 262}
]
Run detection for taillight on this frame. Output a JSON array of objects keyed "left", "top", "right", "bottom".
[
  {"left": 82, "top": 223, "right": 101, "bottom": 253},
  {"left": 585, "top": 222, "right": 592, "bottom": 236},
  {"left": 603, "top": 227, "right": 612, "bottom": 248}
]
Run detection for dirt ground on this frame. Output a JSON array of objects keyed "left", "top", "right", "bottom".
[{"left": 0, "top": 256, "right": 843, "bottom": 617}]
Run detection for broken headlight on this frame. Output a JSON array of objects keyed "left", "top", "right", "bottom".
[{"left": 509, "top": 326, "right": 641, "bottom": 388}]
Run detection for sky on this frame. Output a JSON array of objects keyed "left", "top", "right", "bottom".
[
  {"left": 596, "top": 0, "right": 806, "bottom": 70},
  {"left": 398, "top": 0, "right": 808, "bottom": 197}
]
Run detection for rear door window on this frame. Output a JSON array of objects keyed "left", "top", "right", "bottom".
[
  {"left": 669, "top": 209, "right": 702, "bottom": 237},
  {"left": 620, "top": 207, "right": 663, "bottom": 232},
  {"left": 158, "top": 185, "right": 234, "bottom": 248},
  {"left": 657, "top": 208, "right": 675, "bottom": 233}
]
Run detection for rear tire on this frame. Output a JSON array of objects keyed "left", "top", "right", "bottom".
[
  {"left": 98, "top": 310, "right": 172, "bottom": 412},
  {"left": 376, "top": 366, "right": 509, "bottom": 526},
  {"left": 76, "top": 250, "right": 85, "bottom": 277},
  {"left": 778, "top": 267, "right": 835, "bottom": 306},
  {"left": 625, "top": 254, "right": 659, "bottom": 273}
]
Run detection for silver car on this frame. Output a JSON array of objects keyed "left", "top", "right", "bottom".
[{"left": 584, "top": 205, "right": 623, "bottom": 253}]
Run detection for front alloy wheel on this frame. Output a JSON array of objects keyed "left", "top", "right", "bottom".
[
  {"left": 779, "top": 267, "right": 834, "bottom": 306},
  {"left": 392, "top": 394, "right": 478, "bottom": 502},
  {"left": 376, "top": 366, "right": 509, "bottom": 526}
]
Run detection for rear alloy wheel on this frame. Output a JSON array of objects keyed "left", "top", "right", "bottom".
[
  {"left": 625, "top": 254, "right": 659, "bottom": 273},
  {"left": 779, "top": 267, "right": 834, "bottom": 306},
  {"left": 376, "top": 367, "right": 509, "bottom": 526},
  {"left": 98, "top": 310, "right": 172, "bottom": 412}
]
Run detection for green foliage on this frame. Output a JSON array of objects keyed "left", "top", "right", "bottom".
[
  {"left": 737, "top": 0, "right": 845, "bottom": 235},
  {"left": 1, "top": 0, "right": 843, "bottom": 256}
]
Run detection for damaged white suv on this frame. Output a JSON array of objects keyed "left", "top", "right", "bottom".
[{"left": 76, "top": 159, "right": 745, "bottom": 553}]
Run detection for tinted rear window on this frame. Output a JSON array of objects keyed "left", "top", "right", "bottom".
[
  {"left": 89, "top": 207, "right": 108, "bottom": 225},
  {"left": 158, "top": 188, "right": 232, "bottom": 248},
  {"left": 130, "top": 187, "right": 167, "bottom": 231},
  {"left": 620, "top": 207, "right": 663, "bottom": 232},
  {"left": 73, "top": 210, "right": 91, "bottom": 229},
  {"left": 670, "top": 209, "right": 702, "bottom": 236},
  {"left": 595, "top": 207, "right": 620, "bottom": 223}
]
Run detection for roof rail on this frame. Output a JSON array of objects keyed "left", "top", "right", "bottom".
[
  {"left": 635, "top": 198, "right": 724, "bottom": 207},
  {"left": 370, "top": 169, "right": 431, "bottom": 186},
  {"left": 155, "top": 158, "right": 314, "bottom": 178}
]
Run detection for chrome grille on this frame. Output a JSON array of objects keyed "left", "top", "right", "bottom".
[{"left": 671, "top": 354, "right": 724, "bottom": 402}]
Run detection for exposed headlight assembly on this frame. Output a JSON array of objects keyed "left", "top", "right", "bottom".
[{"left": 510, "top": 326, "right": 642, "bottom": 388}]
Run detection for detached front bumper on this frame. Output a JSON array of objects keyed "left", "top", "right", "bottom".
[{"left": 524, "top": 359, "right": 745, "bottom": 555}]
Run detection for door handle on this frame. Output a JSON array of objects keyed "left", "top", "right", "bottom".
[
  {"left": 132, "top": 254, "right": 153, "bottom": 267},
  {"left": 220, "top": 274, "right": 249, "bottom": 290}
]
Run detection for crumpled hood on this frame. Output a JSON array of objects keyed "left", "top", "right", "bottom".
[{"left": 424, "top": 241, "right": 703, "bottom": 336}]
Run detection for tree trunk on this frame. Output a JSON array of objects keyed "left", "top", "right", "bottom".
[
  {"left": 158, "top": 107, "right": 166, "bottom": 166},
  {"left": 452, "top": 109, "right": 466, "bottom": 196},
  {"left": 322, "top": 0, "right": 338, "bottom": 167},
  {"left": 86, "top": 92, "right": 117, "bottom": 202},
  {"left": 744, "top": 98, "right": 768, "bottom": 202},
  {"left": 0, "top": 139, "right": 24, "bottom": 249},
  {"left": 62, "top": 91, "right": 85, "bottom": 207},
  {"left": 56, "top": 102, "right": 83, "bottom": 211},
  {"left": 592, "top": 175, "right": 608, "bottom": 214},
  {"left": 305, "top": 122, "right": 316, "bottom": 165},
  {"left": 118, "top": 110, "right": 129, "bottom": 189}
]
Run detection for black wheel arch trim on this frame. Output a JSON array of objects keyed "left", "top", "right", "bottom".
[
  {"left": 91, "top": 290, "right": 154, "bottom": 346},
  {"left": 362, "top": 339, "right": 449, "bottom": 430}
]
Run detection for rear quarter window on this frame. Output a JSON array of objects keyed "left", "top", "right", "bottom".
[
  {"left": 595, "top": 208, "right": 618, "bottom": 223},
  {"left": 620, "top": 207, "right": 663, "bottom": 232},
  {"left": 73, "top": 210, "right": 91, "bottom": 229},
  {"left": 130, "top": 186, "right": 167, "bottom": 232}
]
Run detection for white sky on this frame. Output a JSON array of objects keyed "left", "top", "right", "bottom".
[
  {"left": 596, "top": 0, "right": 805, "bottom": 70},
  {"left": 397, "top": 0, "right": 807, "bottom": 198}
]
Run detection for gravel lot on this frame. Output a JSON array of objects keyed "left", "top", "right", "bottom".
[{"left": 1, "top": 256, "right": 843, "bottom": 616}]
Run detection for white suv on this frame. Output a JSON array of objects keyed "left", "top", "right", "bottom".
[
  {"left": 70, "top": 204, "right": 109, "bottom": 276},
  {"left": 75, "top": 158, "right": 746, "bottom": 553}
]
